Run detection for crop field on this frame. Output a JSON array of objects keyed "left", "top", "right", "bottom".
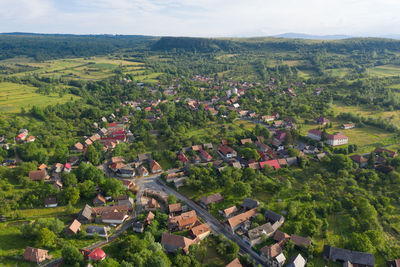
[
  {"left": 0, "top": 82, "right": 80, "bottom": 114},
  {"left": 367, "top": 64, "right": 400, "bottom": 77},
  {"left": 0, "top": 56, "right": 162, "bottom": 82}
]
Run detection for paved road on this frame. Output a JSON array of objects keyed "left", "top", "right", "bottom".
[{"left": 154, "top": 177, "right": 267, "bottom": 266}]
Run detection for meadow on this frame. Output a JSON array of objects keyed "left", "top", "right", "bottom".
[{"left": 0, "top": 82, "right": 80, "bottom": 114}]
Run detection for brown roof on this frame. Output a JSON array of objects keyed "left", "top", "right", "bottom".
[
  {"left": 169, "top": 210, "right": 197, "bottom": 228},
  {"left": 223, "top": 206, "right": 238, "bottom": 217},
  {"left": 260, "top": 243, "right": 282, "bottom": 258},
  {"left": 291, "top": 234, "right": 312, "bottom": 247},
  {"left": 74, "top": 142, "right": 84, "bottom": 150},
  {"left": 200, "top": 193, "right": 224, "bottom": 206},
  {"left": 247, "top": 162, "right": 260, "bottom": 170},
  {"left": 38, "top": 164, "right": 47, "bottom": 170},
  {"left": 161, "top": 233, "right": 199, "bottom": 254},
  {"left": 150, "top": 160, "right": 162, "bottom": 171},
  {"left": 44, "top": 198, "right": 57, "bottom": 205},
  {"left": 24, "top": 247, "right": 48, "bottom": 263},
  {"left": 101, "top": 211, "right": 127, "bottom": 221},
  {"left": 226, "top": 258, "right": 242, "bottom": 267},
  {"left": 145, "top": 211, "right": 155, "bottom": 222},
  {"left": 138, "top": 166, "right": 149, "bottom": 176},
  {"left": 350, "top": 154, "right": 367, "bottom": 163},
  {"left": 29, "top": 170, "right": 48, "bottom": 181},
  {"left": 191, "top": 223, "right": 210, "bottom": 237},
  {"left": 274, "top": 230, "right": 290, "bottom": 242},
  {"left": 241, "top": 138, "right": 253, "bottom": 145},
  {"left": 66, "top": 219, "right": 81, "bottom": 234},
  {"left": 93, "top": 194, "right": 106, "bottom": 204},
  {"left": 169, "top": 203, "right": 182, "bottom": 213},
  {"left": 227, "top": 209, "right": 257, "bottom": 229},
  {"left": 111, "top": 156, "right": 125, "bottom": 164}
]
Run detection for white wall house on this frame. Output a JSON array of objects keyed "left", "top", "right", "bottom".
[{"left": 307, "top": 130, "right": 322, "bottom": 141}]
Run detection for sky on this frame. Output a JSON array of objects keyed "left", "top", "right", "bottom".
[{"left": 0, "top": 0, "right": 399, "bottom": 37}]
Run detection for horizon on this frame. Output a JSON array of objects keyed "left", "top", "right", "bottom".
[{"left": 1, "top": 0, "right": 400, "bottom": 38}]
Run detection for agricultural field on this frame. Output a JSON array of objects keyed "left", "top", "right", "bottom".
[
  {"left": 0, "top": 56, "right": 162, "bottom": 83},
  {"left": 367, "top": 64, "right": 400, "bottom": 77},
  {"left": 0, "top": 82, "right": 80, "bottom": 114}
]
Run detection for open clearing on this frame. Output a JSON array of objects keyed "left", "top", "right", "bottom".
[
  {"left": 0, "top": 82, "right": 80, "bottom": 113},
  {"left": 367, "top": 64, "right": 400, "bottom": 77}
]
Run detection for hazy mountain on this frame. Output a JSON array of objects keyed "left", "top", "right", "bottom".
[{"left": 271, "top": 32, "right": 352, "bottom": 40}]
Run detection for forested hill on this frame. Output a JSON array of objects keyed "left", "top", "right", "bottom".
[
  {"left": 0, "top": 34, "right": 156, "bottom": 61},
  {"left": 153, "top": 36, "right": 400, "bottom": 53}
]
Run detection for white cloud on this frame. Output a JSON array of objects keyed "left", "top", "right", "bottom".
[{"left": 0, "top": 0, "right": 399, "bottom": 36}]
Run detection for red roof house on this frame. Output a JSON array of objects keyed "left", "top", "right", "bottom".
[
  {"left": 88, "top": 248, "right": 106, "bottom": 261},
  {"left": 260, "top": 160, "right": 280, "bottom": 170}
]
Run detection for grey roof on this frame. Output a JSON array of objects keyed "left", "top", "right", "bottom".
[
  {"left": 286, "top": 157, "right": 298, "bottom": 166},
  {"left": 85, "top": 226, "right": 107, "bottom": 235},
  {"left": 264, "top": 210, "right": 284, "bottom": 223},
  {"left": 323, "top": 245, "right": 374, "bottom": 266},
  {"left": 287, "top": 254, "right": 306, "bottom": 267},
  {"left": 137, "top": 153, "right": 150, "bottom": 162},
  {"left": 78, "top": 204, "right": 93, "bottom": 221},
  {"left": 241, "top": 198, "right": 259, "bottom": 209}
]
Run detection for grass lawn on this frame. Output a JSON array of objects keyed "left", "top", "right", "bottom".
[
  {"left": 5, "top": 205, "right": 81, "bottom": 220},
  {"left": 0, "top": 82, "right": 80, "bottom": 114}
]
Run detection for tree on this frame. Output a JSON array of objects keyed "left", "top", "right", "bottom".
[
  {"left": 102, "top": 178, "right": 125, "bottom": 198},
  {"left": 62, "top": 244, "right": 83, "bottom": 265},
  {"left": 232, "top": 181, "right": 252, "bottom": 197},
  {"left": 37, "top": 228, "right": 56, "bottom": 248},
  {"left": 61, "top": 187, "right": 80, "bottom": 205},
  {"left": 86, "top": 145, "right": 100, "bottom": 165},
  {"left": 167, "top": 194, "right": 178, "bottom": 204}
]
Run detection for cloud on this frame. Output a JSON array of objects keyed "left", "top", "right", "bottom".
[{"left": 0, "top": 0, "right": 399, "bottom": 36}]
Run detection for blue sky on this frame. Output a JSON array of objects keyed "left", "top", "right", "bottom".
[{"left": 0, "top": 0, "right": 399, "bottom": 37}]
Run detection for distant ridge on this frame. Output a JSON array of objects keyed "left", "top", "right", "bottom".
[{"left": 271, "top": 32, "right": 352, "bottom": 40}]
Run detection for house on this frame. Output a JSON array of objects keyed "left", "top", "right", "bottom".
[
  {"left": 274, "top": 230, "right": 290, "bottom": 243},
  {"left": 138, "top": 166, "right": 149, "bottom": 177},
  {"left": 287, "top": 253, "right": 306, "bottom": 267},
  {"left": 241, "top": 138, "right": 253, "bottom": 145},
  {"left": 227, "top": 208, "right": 257, "bottom": 232},
  {"left": 192, "top": 145, "right": 202, "bottom": 151},
  {"left": 273, "top": 120, "right": 283, "bottom": 128},
  {"left": 291, "top": 235, "right": 312, "bottom": 247},
  {"left": 342, "top": 123, "right": 355, "bottom": 129},
  {"left": 53, "top": 180, "right": 63, "bottom": 190},
  {"left": 64, "top": 219, "right": 81, "bottom": 235},
  {"left": 64, "top": 163, "right": 72, "bottom": 172},
  {"left": 315, "top": 116, "right": 330, "bottom": 125},
  {"left": 323, "top": 245, "right": 374, "bottom": 267},
  {"left": 190, "top": 223, "right": 211, "bottom": 240},
  {"left": 44, "top": 198, "right": 58, "bottom": 208},
  {"left": 260, "top": 160, "right": 280, "bottom": 170},
  {"left": 150, "top": 160, "right": 163, "bottom": 173},
  {"left": 132, "top": 221, "right": 144, "bottom": 233},
  {"left": 260, "top": 243, "right": 285, "bottom": 266},
  {"left": 199, "top": 193, "right": 224, "bottom": 208},
  {"left": 111, "top": 156, "right": 125, "bottom": 164},
  {"left": 54, "top": 163, "right": 64, "bottom": 173},
  {"left": 77, "top": 204, "right": 93, "bottom": 223},
  {"left": 169, "top": 203, "right": 182, "bottom": 215},
  {"left": 265, "top": 210, "right": 285, "bottom": 225},
  {"left": 168, "top": 210, "right": 198, "bottom": 231},
  {"left": 101, "top": 211, "right": 128, "bottom": 224},
  {"left": 68, "top": 156, "right": 79, "bottom": 166},
  {"left": 247, "top": 162, "right": 260, "bottom": 170},
  {"left": 221, "top": 206, "right": 238, "bottom": 218},
  {"left": 374, "top": 147, "right": 398, "bottom": 158},
  {"left": 199, "top": 149, "right": 213, "bottom": 162},
  {"left": 72, "top": 142, "right": 84, "bottom": 152},
  {"left": 26, "top": 136, "right": 36, "bottom": 142},
  {"left": 255, "top": 141, "right": 270, "bottom": 153},
  {"left": 88, "top": 248, "right": 106, "bottom": 261},
  {"left": 350, "top": 155, "right": 368, "bottom": 168},
  {"left": 230, "top": 161, "right": 242, "bottom": 169},
  {"left": 247, "top": 223, "right": 277, "bottom": 246},
  {"left": 241, "top": 198, "right": 259, "bottom": 210},
  {"left": 117, "top": 166, "right": 135, "bottom": 178},
  {"left": 161, "top": 233, "right": 200, "bottom": 254},
  {"left": 203, "top": 143, "right": 213, "bottom": 150},
  {"left": 85, "top": 226, "right": 109, "bottom": 237},
  {"left": 218, "top": 145, "right": 237, "bottom": 160},
  {"left": 16, "top": 132, "right": 27, "bottom": 143},
  {"left": 326, "top": 133, "right": 348, "bottom": 146},
  {"left": 24, "top": 247, "right": 50, "bottom": 264},
  {"left": 388, "top": 259, "right": 400, "bottom": 267},
  {"left": 29, "top": 169, "right": 49, "bottom": 181},
  {"left": 277, "top": 158, "right": 287, "bottom": 167},
  {"left": 178, "top": 152, "right": 189, "bottom": 165},
  {"left": 286, "top": 157, "right": 298, "bottom": 166},
  {"left": 307, "top": 129, "right": 322, "bottom": 141},
  {"left": 93, "top": 194, "right": 106, "bottom": 206},
  {"left": 226, "top": 258, "right": 242, "bottom": 267},
  {"left": 274, "top": 131, "right": 286, "bottom": 142},
  {"left": 137, "top": 153, "right": 151, "bottom": 163},
  {"left": 144, "top": 211, "right": 155, "bottom": 226},
  {"left": 121, "top": 179, "right": 134, "bottom": 190},
  {"left": 118, "top": 197, "right": 134, "bottom": 209},
  {"left": 262, "top": 115, "right": 275, "bottom": 122}
]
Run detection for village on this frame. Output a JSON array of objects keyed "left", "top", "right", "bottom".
[{"left": 1, "top": 73, "right": 399, "bottom": 267}]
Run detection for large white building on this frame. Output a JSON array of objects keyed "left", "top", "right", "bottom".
[{"left": 307, "top": 129, "right": 348, "bottom": 146}]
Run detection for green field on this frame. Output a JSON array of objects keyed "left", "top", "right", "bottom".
[
  {"left": 0, "top": 56, "right": 162, "bottom": 82},
  {"left": 367, "top": 64, "right": 400, "bottom": 77},
  {"left": 0, "top": 82, "right": 80, "bottom": 113}
]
